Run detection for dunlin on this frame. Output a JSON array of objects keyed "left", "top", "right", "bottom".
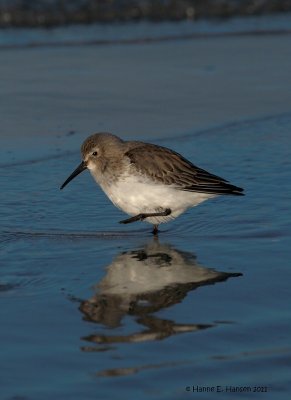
[{"left": 60, "top": 132, "right": 244, "bottom": 234}]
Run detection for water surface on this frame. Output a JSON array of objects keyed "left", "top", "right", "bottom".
[{"left": 1, "top": 112, "right": 290, "bottom": 399}]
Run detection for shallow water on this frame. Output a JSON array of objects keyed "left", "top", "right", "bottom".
[{"left": 1, "top": 112, "right": 290, "bottom": 399}]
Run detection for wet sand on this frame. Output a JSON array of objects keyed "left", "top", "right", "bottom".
[{"left": 1, "top": 32, "right": 291, "bottom": 162}]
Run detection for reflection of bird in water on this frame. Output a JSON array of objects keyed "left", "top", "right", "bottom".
[{"left": 79, "top": 241, "right": 242, "bottom": 348}]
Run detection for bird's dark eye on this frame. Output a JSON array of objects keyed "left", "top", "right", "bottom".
[{"left": 92, "top": 151, "right": 98, "bottom": 156}]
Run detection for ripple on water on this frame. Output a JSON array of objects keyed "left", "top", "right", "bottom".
[
  {"left": 0, "top": 225, "right": 156, "bottom": 301},
  {"left": 0, "top": 282, "right": 20, "bottom": 293}
]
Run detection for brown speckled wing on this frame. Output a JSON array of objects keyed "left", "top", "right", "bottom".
[{"left": 125, "top": 143, "right": 244, "bottom": 195}]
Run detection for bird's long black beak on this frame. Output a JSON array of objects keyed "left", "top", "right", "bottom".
[{"left": 60, "top": 161, "right": 87, "bottom": 190}]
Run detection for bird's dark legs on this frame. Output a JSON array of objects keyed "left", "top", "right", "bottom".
[
  {"left": 152, "top": 225, "right": 159, "bottom": 235},
  {"left": 119, "top": 208, "right": 171, "bottom": 225}
]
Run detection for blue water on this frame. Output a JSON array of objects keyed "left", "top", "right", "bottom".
[{"left": 1, "top": 112, "right": 290, "bottom": 399}]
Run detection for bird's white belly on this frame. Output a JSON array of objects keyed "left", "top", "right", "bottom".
[{"left": 98, "top": 175, "right": 215, "bottom": 224}]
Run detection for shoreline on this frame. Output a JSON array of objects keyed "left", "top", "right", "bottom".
[{"left": 1, "top": 28, "right": 291, "bottom": 50}]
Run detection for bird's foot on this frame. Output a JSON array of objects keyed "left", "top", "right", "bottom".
[
  {"left": 119, "top": 208, "right": 171, "bottom": 225},
  {"left": 119, "top": 214, "right": 146, "bottom": 224}
]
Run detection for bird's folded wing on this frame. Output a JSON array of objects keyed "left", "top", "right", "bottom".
[{"left": 125, "top": 144, "right": 244, "bottom": 196}]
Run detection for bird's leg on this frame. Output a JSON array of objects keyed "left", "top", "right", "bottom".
[
  {"left": 119, "top": 208, "right": 171, "bottom": 225},
  {"left": 152, "top": 225, "right": 159, "bottom": 235}
]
